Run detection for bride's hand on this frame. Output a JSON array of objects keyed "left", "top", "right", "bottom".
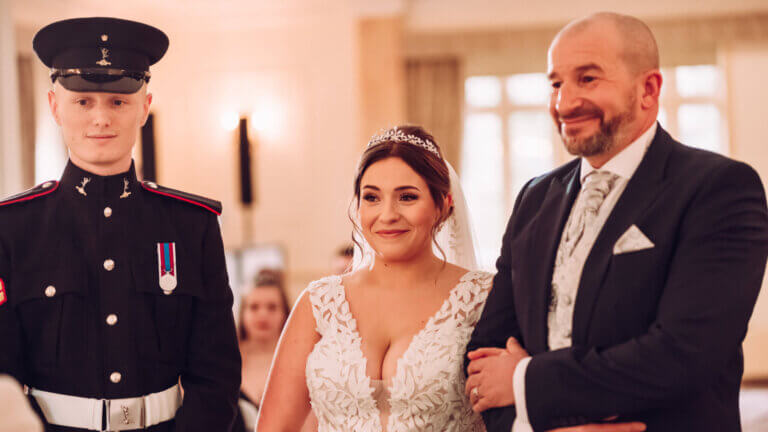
[{"left": 465, "top": 337, "right": 528, "bottom": 412}]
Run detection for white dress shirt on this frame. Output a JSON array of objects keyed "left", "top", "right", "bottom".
[{"left": 511, "top": 122, "right": 657, "bottom": 432}]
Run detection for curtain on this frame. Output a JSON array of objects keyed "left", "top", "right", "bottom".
[
  {"left": 17, "top": 54, "right": 36, "bottom": 189},
  {"left": 405, "top": 57, "right": 463, "bottom": 171}
]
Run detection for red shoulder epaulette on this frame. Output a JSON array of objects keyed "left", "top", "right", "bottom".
[
  {"left": 0, "top": 181, "right": 59, "bottom": 207},
  {"left": 0, "top": 278, "right": 7, "bottom": 306},
  {"left": 141, "top": 181, "right": 222, "bottom": 215}
]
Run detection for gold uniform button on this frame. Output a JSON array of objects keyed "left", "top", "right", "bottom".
[
  {"left": 42, "top": 182, "right": 53, "bottom": 189},
  {"left": 103, "top": 259, "right": 115, "bottom": 271},
  {"left": 44, "top": 285, "right": 56, "bottom": 297},
  {"left": 110, "top": 372, "right": 122, "bottom": 383},
  {"left": 146, "top": 181, "right": 158, "bottom": 189},
  {"left": 104, "top": 207, "right": 113, "bottom": 218},
  {"left": 106, "top": 314, "right": 118, "bottom": 326}
]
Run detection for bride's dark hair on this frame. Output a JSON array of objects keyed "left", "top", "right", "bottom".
[{"left": 349, "top": 125, "right": 453, "bottom": 266}]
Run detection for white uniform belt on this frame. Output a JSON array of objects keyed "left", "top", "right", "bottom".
[{"left": 29, "top": 383, "right": 181, "bottom": 431}]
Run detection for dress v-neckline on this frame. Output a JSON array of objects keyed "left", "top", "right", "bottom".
[{"left": 334, "top": 270, "right": 477, "bottom": 389}]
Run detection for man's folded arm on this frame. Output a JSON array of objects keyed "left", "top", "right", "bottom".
[
  {"left": 470, "top": 256, "right": 525, "bottom": 430},
  {"left": 466, "top": 179, "right": 534, "bottom": 430}
]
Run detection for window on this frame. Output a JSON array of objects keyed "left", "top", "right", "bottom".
[
  {"left": 462, "top": 73, "right": 558, "bottom": 269},
  {"left": 659, "top": 65, "right": 727, "bottom": 154},
  {"left": 461, "top": 65, "right": 727, "bottom": 270}
]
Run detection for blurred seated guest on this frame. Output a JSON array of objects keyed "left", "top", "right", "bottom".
[
  {"left": 0, "top": 375, "right": 43, "bottom": 432},
  {"left": 233, "top": 269, "right": 290, "bottom": 432},
  {"left": 331, "top": 244, "right": 354, "bottom": 275},
  {"left": 239, "top": 269, "right": 289, "bottom": 404}
]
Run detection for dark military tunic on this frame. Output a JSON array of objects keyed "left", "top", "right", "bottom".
[{"left": 0, "top": 161, "right": 241, "bottom": 431}]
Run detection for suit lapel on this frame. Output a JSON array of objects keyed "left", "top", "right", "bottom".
[
  {"left": 571, "top": 126, "right": 674, "bottom": 343},
  {"left": 525, "top": 163, "right": 581, "bottom": 354}
]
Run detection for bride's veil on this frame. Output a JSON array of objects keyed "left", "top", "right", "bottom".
[
  {"left": 350, "top": 160, "right": 480, "bottom": 272},
  {"left": 434, "top": 161, "right": 479, "bottom": 270}
]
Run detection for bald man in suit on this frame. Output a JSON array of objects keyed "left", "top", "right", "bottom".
[{"left": 466, "top": 12, "right": 768, "bottom": 432}]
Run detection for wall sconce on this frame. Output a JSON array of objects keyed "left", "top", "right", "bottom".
[
  {"left": 219, "top": 111, "right": 257, "bottom": 207},
  {"left": 238, "top": 117, "right": 255, "bottom": 207},
  {"left": 220, "top": 111, "right": 240, "bottom": 132},
  {"left": 232, "top": 115, "right": 257, "bottom": 243},
  {"left": 249, "top": 105, "right": 282, "bottom": 138},
  {"left": 220, "top": 99, "right": 285, "bottom": 139},
  {"left": 219, "top": 97, "right": 285, "bottom": 243}
]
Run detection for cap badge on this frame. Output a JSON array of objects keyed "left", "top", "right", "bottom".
[
  {"left": 120, "top": 178, "right": 132, "bottom": 199},
  {"left": 157, "top": 242, "right": 178, "bottom": 295},
  {"left": 96, "top": 48, "right": 112, "bottom": 67},
  {"left": 101, "top": 34, "right": 109, "bottom": 42},
  {"left": 76, "top": 177, "right": 91, "bottom": 196}
]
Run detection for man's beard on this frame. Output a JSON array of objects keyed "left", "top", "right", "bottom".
[{"left": 557, "top": 96, "right": 636, "bottom": 158}]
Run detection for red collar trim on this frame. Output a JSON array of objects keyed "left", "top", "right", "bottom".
[
  {"left": 0, "top": 182, "right": 60, "bottom": 207},
  {"left": 141, "top": 183, "right": 221, "bottom": 215}
]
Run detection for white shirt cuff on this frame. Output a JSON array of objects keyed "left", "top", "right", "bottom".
[{"left": 511, "top": 356, "right": 533, "bottom": 432}]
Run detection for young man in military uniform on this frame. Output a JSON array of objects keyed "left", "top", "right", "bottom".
[{"left": 0, "top": 17, "right": 241, "bottom": 431}]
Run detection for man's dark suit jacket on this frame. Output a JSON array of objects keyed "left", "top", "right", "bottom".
[{"left": 467, "top": 125, "right": 768, "bottom": 431}]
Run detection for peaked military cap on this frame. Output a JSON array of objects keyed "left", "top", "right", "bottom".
[{"left": 33, "top": 17, "right": 169, "bottom": 94}]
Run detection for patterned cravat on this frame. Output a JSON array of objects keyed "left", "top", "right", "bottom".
[{"left": 561, "top": 170, "right": 619, "bottom": 258}]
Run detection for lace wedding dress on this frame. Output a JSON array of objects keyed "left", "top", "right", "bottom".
[{"left": 305, "top": 270, "right": 492, "bottom": 432}]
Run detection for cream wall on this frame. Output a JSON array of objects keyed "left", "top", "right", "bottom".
[
  {"left": 358, "top": 17, "right": 407, "bottom": 143},
  {"left": 722, "top": 41, "right": 768, "bottom": 379},
  {"left": 148, "top": 14, "right": 361, "bottom": 285}
]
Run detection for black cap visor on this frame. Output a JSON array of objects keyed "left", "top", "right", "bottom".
[{"left": 52, "top": 68, "right": 149, "bottom": 94}]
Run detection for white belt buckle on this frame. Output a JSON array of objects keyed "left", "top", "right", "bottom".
[{"left": 104, "top": 396, "right": 146, "bottom": 431}]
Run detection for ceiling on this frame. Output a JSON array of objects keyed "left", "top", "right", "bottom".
[
  {"left": 405, "top": 0, "right": 768, "bottom": 31},
  {"left": 10, "top": 0, "right": 356, "bottom": 31},
  {"left": 11, "top": 0, "right": 768, "bottom": 33}
]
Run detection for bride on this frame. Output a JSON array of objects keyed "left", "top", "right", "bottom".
[{"left": 256, "top": 125, "right": 490, "bottom": 431}]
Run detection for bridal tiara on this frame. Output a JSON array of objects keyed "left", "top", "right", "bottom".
[{"left": 366, "top": 128, "right": 441, "bottom": 159}]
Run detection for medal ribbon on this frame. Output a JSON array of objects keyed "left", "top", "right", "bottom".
[{"left": 158, "top": 243, "right": 176, "bottom": 277}]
